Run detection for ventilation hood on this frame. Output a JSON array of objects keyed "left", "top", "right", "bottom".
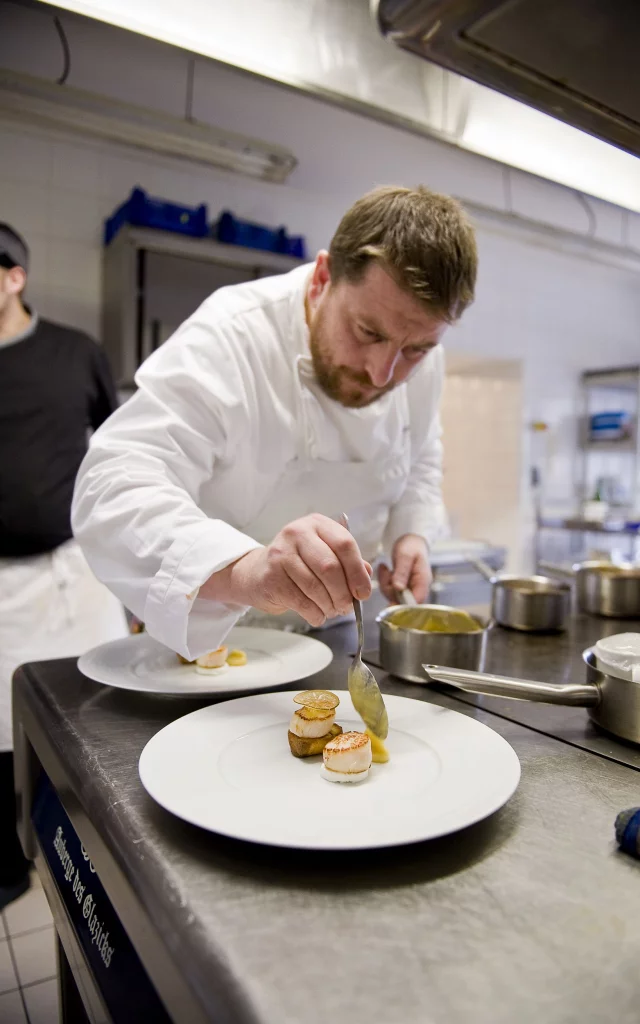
[{"left": 374, "top": 0, "right": 640, "bottom": 157}]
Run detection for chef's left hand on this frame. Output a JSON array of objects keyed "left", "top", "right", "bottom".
[{"left": 378, "top": 534, "right": 432, "bottom": 604}]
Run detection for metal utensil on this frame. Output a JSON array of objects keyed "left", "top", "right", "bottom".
[
  {"left": 540, "top": 560, "right": 640, "bottom": 618},
  {"left": 423, "top": 648, "right": 640, "bottom": 745},
  {"left": 470, "top": 558, "right": 570, "bottom": 632},
  {"left": 341, "top": 514, "right": 388, "bottom": 739},
  {"left": 377, "top": 601, "right": 488, "bottom": 684}
]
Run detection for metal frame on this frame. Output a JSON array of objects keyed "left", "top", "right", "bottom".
[
  {"left": 37, "top": 844, "right": 112, "bottom": 1023},
  {"left": 576, "top": 365, "right": 640, "bottom": 507},
  {"left": 13, "top": 686, "right": 210, "bottom": 1024},
  {"left": 535, "top": 365, "right": 640, "bottom": 566}
]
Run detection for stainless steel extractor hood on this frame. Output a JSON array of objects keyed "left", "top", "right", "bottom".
[{"left": 374, "top": 0, "right": 640, "bottom": 157}]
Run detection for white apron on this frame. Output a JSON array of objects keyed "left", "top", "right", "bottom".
[
  {"left": 0, "top": 539, "right": 128, "bottom": 751},
  {"left": 238, "top": 355, "right": 411, "bottom": 631}
]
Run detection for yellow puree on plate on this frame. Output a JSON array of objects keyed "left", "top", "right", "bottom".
[{"left": 366, "top": 729, "right": 389, "bottom": 763}]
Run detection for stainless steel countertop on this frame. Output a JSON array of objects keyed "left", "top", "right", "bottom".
[{"left": 13, "top": 599, "right": 640, "bottom": 1024}]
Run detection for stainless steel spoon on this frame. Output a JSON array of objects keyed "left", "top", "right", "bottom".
[{"left": 341, "top": 513, "right": 388, "bottom": 739}]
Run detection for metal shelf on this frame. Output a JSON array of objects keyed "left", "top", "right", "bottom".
[
  {"left": 574, "top": 363, "right": 640, "bottom": 512},
  {"left": 118, "top": 225, "right": 304, "bottom": 274},
  {"left": 581, "top": 438, "right": 636, "bottom": 454},
  {"left": 581, "top": 366, "right": 640, "bottom": 391},
  {"left": 537, "top": 516, "right": 640, "bottom": 535}
]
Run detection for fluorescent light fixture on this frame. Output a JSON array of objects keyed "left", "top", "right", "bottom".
[
  {"left": 461, "top": 86, "right": 640, "bottom": 216},
  {"left": 0, "top": 69, "right": 297, "bottom": 183}
]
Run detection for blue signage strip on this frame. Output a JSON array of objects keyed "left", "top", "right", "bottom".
[{"left": 32, "top": 773, "right": 173, "bottom": 1023}]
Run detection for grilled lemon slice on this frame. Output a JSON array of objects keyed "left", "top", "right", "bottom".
[{"left": 293, "top": 689, "right": 340, "bottom": 710}]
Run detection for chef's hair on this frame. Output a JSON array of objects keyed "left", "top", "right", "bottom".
[{"left": 328, "top": 185, "right": 477, "bottom": 322}]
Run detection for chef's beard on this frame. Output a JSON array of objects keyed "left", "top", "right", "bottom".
[{"left": 308, "top": 309, "right": 395, "bottom": 409}]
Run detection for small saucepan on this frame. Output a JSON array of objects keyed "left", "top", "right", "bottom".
[
  {"left": 377, "top": 596, "right": 488, "bottom": 684},
  {"left": 424, "top": 648, "right": 640, "bottom": 744},
  {"left": 471, "top": 559, "right": 571, "bottom": 632},
  {"left": 540, "top": 560, "right": 640, "bottom": 619}
]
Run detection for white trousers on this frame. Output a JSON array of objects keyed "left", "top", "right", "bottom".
[{"left": 0, "top": 539, "right": 128, "bottom": 751}]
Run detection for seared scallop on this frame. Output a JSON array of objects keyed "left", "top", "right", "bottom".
[
  {"left": 195, "top": 646, "right": 228, "bottom": 674},
  {"left": 289, "top": 706, "right": 336, "bottom": 739},
  {"left": 320, "top": 731, "right": 372, "bottom": 784}
]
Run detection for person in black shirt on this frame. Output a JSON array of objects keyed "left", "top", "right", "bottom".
[{"left": 0, "top": 224, "right": 128, "bottom": 907}]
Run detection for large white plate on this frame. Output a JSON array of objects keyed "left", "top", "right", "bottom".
[
  {"left": 78, "top": 628, "right": 333, "bottom": 696},
  {"left": 139, "top": 691, "right": 520, "bottom": 849}
]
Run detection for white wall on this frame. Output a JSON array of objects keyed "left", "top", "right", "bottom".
[
  {"left": 441, "top": 366, "right": 523, "bottom": 567},
  {"left": 1, "top": 2, "right": 640, "bottom": 567}
]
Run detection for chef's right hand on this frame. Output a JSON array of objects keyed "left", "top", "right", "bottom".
[{"left": 201, "top": 514, "right": 372, "bottom": 627}]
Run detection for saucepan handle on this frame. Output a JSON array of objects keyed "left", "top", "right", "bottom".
[
  {"left": 422, "top": 665, "right": 599, "bottom": 707},
  {"left": 469, "top": 558, "right": 496, "bottom": 582},
  {"left": 538, "top": 561, "right": 576, "bottom": 580}
]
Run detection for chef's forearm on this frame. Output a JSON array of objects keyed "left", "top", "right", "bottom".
[
  {"left": 385, "top": 504, "right": 444, "bottom": 552},
  {"left": 72, "top": 454, "right": 261, "bottom": 658},
  {"left": 198, "top": 549, "right": 261, "bottom": 605},
  {"left": 78, "top": 515, "right": 260, "bottom": 654}
]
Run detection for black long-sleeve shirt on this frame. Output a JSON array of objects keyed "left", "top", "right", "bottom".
[{"left": 0, "top": 315, "right": 118, "bottom": 557}]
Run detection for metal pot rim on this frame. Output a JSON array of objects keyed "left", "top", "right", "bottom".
[
  {"left": 492, "top": 574, "right": 571, "bottom": 594},
  {"left": 376, "top": 603, "right": 488, "bottom": 635},
  {"left": 573, "top": 561, "right": 640, "bottom": 577}
]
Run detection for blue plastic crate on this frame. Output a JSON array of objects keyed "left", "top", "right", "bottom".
[
  {"left": 214, "top": 210, "right": 306, "bottom": 259},
  {"left": 589, "top": 411, "right": 632, "bottom": 441},
  {"left": 104, "top": 187, "right": 208, "bottom": 246}
]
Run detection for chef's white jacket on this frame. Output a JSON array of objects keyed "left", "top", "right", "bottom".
[{"left": 72, "top": 264, "right": 446, "bottom": 659}]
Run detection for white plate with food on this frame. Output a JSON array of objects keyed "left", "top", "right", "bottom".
[
  {"left": 78, "top": 628, "right": 333, "bottom": 696},
  {"left": 138, "top": 689, "right": 521, "bottom": 849}
]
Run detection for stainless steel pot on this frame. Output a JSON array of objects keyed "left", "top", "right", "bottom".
[
  {"left": 540, "top": 560, "right": 640, "bottom": 618},
  {"left": 471, "top": 559, "right": 570, "bottom": 632},
  {"left": 424, "top": 649, "right": 640, "bottom": 744},
  {"left": 377, "top": 602, "right": 488, "bottom": 684}
]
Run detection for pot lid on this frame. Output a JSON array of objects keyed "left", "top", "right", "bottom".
[{"left": 595, "top": 633, "right": 640, "bottom": 682}]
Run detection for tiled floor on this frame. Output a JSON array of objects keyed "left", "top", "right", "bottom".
[{"left": 0, "top": 872, "right": 58, "bottom": 1023}]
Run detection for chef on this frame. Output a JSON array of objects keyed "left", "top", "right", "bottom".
[
  {"left": 72, "top": 185, "right": 477, "bottom": 659},
  {"left": 0, "top": 223, "right": 128, "bottom": 906}
]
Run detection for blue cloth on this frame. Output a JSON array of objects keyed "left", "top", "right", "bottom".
[{"left": 615, "top": 807, "right": 640, "bottom": 859}]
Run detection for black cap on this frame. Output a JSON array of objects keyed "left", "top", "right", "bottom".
[{"left": 0, "top": 224, "right": 29, "bottom": 273}]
